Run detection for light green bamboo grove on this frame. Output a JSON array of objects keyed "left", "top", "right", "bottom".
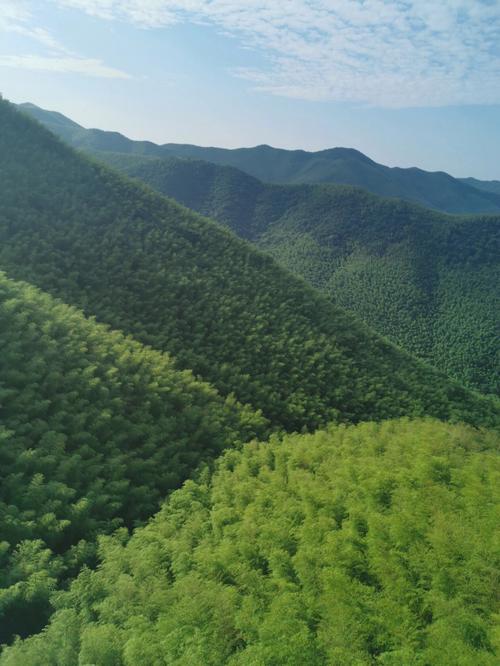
[
  {"left": 2, "top": 419, "right": 499, "bottom": 665},
  {"left": 0, "top": 273, "right": 265, "bottom": 642}
]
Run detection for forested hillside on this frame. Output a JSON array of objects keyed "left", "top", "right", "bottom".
[
  {"left": 3, "top": 418, "right": 499, "bottom": 665},
  {"left": 18, "top": 103, "right": 500, "bottom": 215},
  {"left": 0, "top": 272, "right": 264, "bottom": 643},
  {"left": 105, "top": 155, "right": 499, "bottom": 396},
  {"left": 2, "top": 100, "right": 499, "bottom": 431}
]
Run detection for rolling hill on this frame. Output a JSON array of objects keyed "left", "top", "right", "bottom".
[
  {"left": 95, "top": 154, "right": 499, "bottom": 397},
  {"left": 3, "top": 418, "right": 499, "bottom": 665},
  {"left": 0, "top": 271, "right": 265, "bottom": 643},
  {"left": 2, "top": 98, "right": 499, "bottom": 431},
  {"left": 18, "top": 102, "right": 500, "bottom": 215}
]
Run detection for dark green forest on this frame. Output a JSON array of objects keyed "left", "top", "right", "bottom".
[
  {"left": 2, "top": 100, "right": 498, "bottom": 432},
  {"left": 98, "top": 154, "right": 499, "bottom": 396},
  {"left": 0, "top": 272, "right": 264, "bottom": 642},
  {"left": 17, "top": 103, "right": 500, "bottom": 215},
  {"left": 2, "top": 419, "right": 498, "bottom": 665}
]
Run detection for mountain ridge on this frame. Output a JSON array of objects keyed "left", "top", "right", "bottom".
[
  {"left": 2, "top": 99, "right": 499, "bottom": 431},
  {"left": 17, "top": 102, "right": 500, "bottom": 215},
  {"left": 459, "top": 176, "right": 500, "bottom": 196},
  {"left": 96, "top": 152, "right": 500, "bottom": 396}
]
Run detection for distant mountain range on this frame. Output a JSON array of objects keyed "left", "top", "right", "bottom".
[
  {"left": 459, "top": 176, "right": 500, "bottom": 196},
  {"left": 18, "top": 102, "right": 500, "bottom": 215}
]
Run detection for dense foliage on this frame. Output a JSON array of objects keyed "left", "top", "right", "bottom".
[
  {"left": 18, "top": 103, "right": 500, "bottom": 394},
  {"left": 2, "top": 99, "right": 498, "bottom": 665},
  {"left": 3, "top": 418, "right": 499, "bottom": 665},
  {"left": 3, "top": 100, "right": 499, "bottom": 430},
  {"left": 18, "top": 102, "right": 500, "bottom": 214},
  {"left": 0, "top": 272, "right": 264, "bottom": 642},
  {"left": 107, "top": 155, "right": 499, "bottom": 396}
]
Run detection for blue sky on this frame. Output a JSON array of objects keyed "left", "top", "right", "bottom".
[{"left": 1, "top": 0, "right": 500, "bottom": 179}]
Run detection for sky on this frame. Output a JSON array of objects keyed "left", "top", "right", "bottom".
[{"left": 1, "top": 1, "right": 500, "bottom": 179}]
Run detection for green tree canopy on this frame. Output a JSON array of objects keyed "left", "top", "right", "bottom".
[
  {"left": 0, "top": 271, "right": 264, "bottom": 642},
  {"left": 3, "top": 418, "right": 498, "bottom": 665}
]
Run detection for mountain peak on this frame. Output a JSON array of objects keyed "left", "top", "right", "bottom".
[{"left": 319, "top": 146, "right": 377, "bottom": 164}]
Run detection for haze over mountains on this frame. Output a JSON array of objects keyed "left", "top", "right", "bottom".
[
  {"left": 19, "top": 103, "right": 500, "bottom": 215},
  {"left": 459, "top": 177, "right": 500, "bottom": 196}
]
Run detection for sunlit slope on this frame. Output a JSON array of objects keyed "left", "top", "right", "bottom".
[
  {"left": 0, "top": 271, "right": 264, "bottom": 642},
  {"left": 114, "top": 156, "right": 500, "bottom": 395},
  {"left": 3, "top": 418, "right": 499, "bottom": 665},
  {"left": 1, "top": 99, "right": 498, "bottom": 430}
]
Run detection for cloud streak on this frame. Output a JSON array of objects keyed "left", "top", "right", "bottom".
[
  {"left": 55, "top": 0, "right": 500, "bottom": 107},
  {"left": 0, "top": 54, "right": 131, "bottom": 78},
  {"left": 0, "top": 0, "right": 130, "bottom": 79}
]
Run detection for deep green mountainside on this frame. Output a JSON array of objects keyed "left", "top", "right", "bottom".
[
  {"left": 17, "top": 103, "right": 500, "bottom": 215},
  {"left": 105, "top": 155, "right": 499, "bottom": 396},
  {"left": 3, "top": 418, "right": 499, "bottom": 665},
  {"left": 0, "top": 271, "right": 264, "bottom": 642},
  {"left": 2, "top": 100, "right": 499, "bottom": 430}
]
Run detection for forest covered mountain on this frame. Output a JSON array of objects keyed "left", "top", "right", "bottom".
[
  {"left": 2, "top": 418, "right": 499, "bottom": 665},
  {"left": 0, "top": 271, "right": 265, "bottom": 643},
  {"left": 18, "top": 103, "right": 500, "bottom": 215},
  {"left": 81, "top": 153, "right": 499, "bottom": 397},
  {"left": 3, "top": 0, "right": 499, "bottom": 660},
  {"left": 2, "top": 99, "right": 497, "bottom": 432},
  {"left": 16, "top": 104, "right": 500, "bottom": 396},
  {"left": 0, "top": 98, "right": 498, "bottom": 664}
]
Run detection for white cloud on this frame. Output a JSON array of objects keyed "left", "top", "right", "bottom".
[
  {"left": 0, "top": 54, "right": 130, "bottom": 78},
  {"left": 0, "top": 1, "right": 30, "bottom": 31},
  {"left": 0, "top": 1, "right": 62, "bottom": 46},
  {"left": 54, "top": 0, "right": 500, "bottom": 107},
  {"left": 0, "top": 0, "right": 131, "bottom": 79}
]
